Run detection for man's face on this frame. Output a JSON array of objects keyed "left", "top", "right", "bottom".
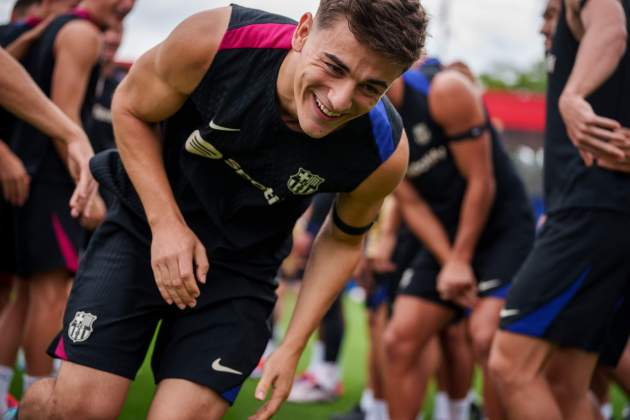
[
  {"left": 48, "top": 0, "right": 80, "bottom": 15},
  {"left": 540, "top": 0, "right": 561, "bottom": 51},
  {"left": 101, "top": 27, "right": 122, "bottom": 64},
  {"left": 97, "top": 0, "right": 135, "bottom": 29},
  {"left": 291, "top": 15, "right": 404, "bottom": 139}
]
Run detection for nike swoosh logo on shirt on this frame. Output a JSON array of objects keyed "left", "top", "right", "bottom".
[
  {"left": 500, "top": 308, "right": 520, "bottom": 318},
  {"left": 209, "top": 120, "right": 240, "bottom": 132},
  {"left": 211, "top": 358, "right": 243, "bottom": 375}
]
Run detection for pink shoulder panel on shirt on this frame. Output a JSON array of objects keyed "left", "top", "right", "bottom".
[{"left": 219, "top": 23, "right": 295, "bottom": 50}]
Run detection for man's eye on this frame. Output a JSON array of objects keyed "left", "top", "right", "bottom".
[
  {"left": 362, "top": 84, "right": 380, "bottom": 96},
  {"left": 326, "top": 63, "right": 344, "bottom": 75}
]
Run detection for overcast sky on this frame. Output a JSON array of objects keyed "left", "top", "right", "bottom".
[{"left": 0, "top": 0, "right": 547, "bottom": 74}]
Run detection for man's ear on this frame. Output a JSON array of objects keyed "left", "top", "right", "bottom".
[{"left": 292, "top": 12, "right": 313, "bottom": 52}]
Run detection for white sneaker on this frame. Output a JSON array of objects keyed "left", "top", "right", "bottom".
[{"left": 287, "top": 372, "right": 342, "bottom": 403}]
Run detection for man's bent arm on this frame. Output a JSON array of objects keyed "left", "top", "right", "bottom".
[
  {"left": 430, "top": 71, "right": 495, "bottom": 263},
  {"left": 112, "top": 8, "right": 229, "bottom": 309}
]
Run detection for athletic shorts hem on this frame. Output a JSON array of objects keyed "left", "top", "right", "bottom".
[
  {"left": 47, "top": 345, "right": 137, "bottom": 381},
  {"left": 152, "top": 373, "right": 243, "bottom": 406}
]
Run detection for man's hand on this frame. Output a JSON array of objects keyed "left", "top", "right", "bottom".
[
  {"left": 436, "top": 258, "right": 477, "bottom": 308},
  {"left": 596, "top": 127, "right": 630, "bottom": 173},
  {"left": 0, "top": 146, "right": 30, "bottom": 206},
  {"left": 251, "top": 346, "right": 301, "bottom": 420},
  {"left": 64, "top": 134, "right": 97, "bottom": 218},
  {"left": 150, "top": 219, "right": 209, "bottom": 310},
  {"left": 79, "top": 192, "right": 106, "bottom": 230},
  {"left": 558, "top": 92, "right": 626, "bottom": 164}
]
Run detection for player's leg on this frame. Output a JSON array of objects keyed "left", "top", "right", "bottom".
[
  {"left": 150, "top": 287, "right": 275, "bottom": 420},
  {"left": 489, "top": 332, "right": 559, "bottom": 419},
  {"left": 491, "top": 210, "right": 630, "bottom": 420},
  {"left": 590, "top": 366, "right": 612, "bottom": 419},
  {"left": 22, "top": 269, "right": 69, "bottom": 378},
  {"left": 384, "top": 294, "right": 453, "bottom": 419},
  {"left": 469, "top": 296, "right": 505, "bottom": 420},
  {"left": 0, "top": 280, "right": 28, "bottom": 414},
  {"left": 544, "top": 347, "right": 599, "bottom": 420},
  {"left": 148, "top": 379, "right": 229, "bottom": 420},
  {"left": 289, "top": 294, "right": 344, "bottom": 402},
  {"left": 366, "top": 303, "right": 389, "bottom": 420},
  {"left": 611, "top": 340, "right": 630, "bottom": 395},
  {"left": 19, "top": 361, "right": 131, "bottom": 420},
  {"left": 20, "top": 203, "right": 165, "bottom": 418},
  {"left": 437, "top": 320, "right": 476, "bottom": 420}
]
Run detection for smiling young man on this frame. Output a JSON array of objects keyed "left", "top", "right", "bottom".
[{"left": 19, "top": 2, "right": 427, "bottom": 419}]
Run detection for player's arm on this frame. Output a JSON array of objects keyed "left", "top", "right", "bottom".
[
  {"left": 560, "top": 0, "right": 628, "bottom": 163},
  {"left": 368, "top": 194, "right": 401, "bottom": 273},
  {"left": 253, "top": 131, "right": 409, "bottom": 420},
  {"left": 394, "top": 180, "right": 451, "bottom": 264},
  {"left": 429, "top": 70, "right": 496, "bottom": 307},
  {"left": 0, "top": 46, "right": 95, "bottom": 214},
  {"left": 112, "top": 8, "right": 230, "bottom": 310},
  {"left": 5, "top": 16, "right": 53, "bottom": 60}
]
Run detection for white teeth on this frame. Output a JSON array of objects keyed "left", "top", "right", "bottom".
[{"left": 315, "top": 96, "right": 341, "bottom": 118}]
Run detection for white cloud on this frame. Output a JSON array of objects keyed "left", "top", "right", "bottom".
[{"left": 0, "top": 0, "right": 548, "bottom": 74}]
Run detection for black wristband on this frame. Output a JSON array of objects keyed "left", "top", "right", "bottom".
[{"left": 332, "top": 204, "right": 374, "bottom": 235}]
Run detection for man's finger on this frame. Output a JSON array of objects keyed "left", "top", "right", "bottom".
[
  {"left": 165, "top": 259, "right": 188, "bottom": 309},
  {"left": 591, "top": 114, "right": 622, "bottom": 131},
  {"left": 598, "top": 159, "right": 630, "bottom": 173},
  {"left": 578, "top": 138, "right": 625, "bottom": 160},
  {"left": 193, "top": 241, "right": 209, "bottom": 284},
  {"left": 586, "top": 125, "right": 627, "bottom": 145},
  {"left": 178, "top": 253, "right": 200, "bottom": 307},
  {"left": 254, "top": 393, "right": 286, "bottom": 420},
  {"left": 152, "top": 263, "right": 173, "bottom": 305},
  {"left": 16, "top": 176, "right": 29, "bottom": 206},
  {"left": 254, "top": 369, "right": 272, "bottom": 402},
  {"left": 69, "top": 167, "right": 96, "bottom": 217}
]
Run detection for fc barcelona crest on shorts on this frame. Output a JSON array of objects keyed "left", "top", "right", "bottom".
[
  {"left": 287, "top": 168, "right": 325, "bottom": 195},
  {"left": 68, "top": 311, "right": 97, "bottom": 343}
]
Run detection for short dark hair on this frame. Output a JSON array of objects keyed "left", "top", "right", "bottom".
[
  {"left": 11, "top": 0, "right": 41, "bottom": 20},
  {"left": 315, "top": 0, "right": 428, "bottom": 70}
]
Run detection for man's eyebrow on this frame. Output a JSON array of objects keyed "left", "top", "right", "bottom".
[
  {"left": 324, "top": 53, "right": 388, "bottom": 90},
  {"left": 324, "top": 53, "right": 350, "bottom": 73}
]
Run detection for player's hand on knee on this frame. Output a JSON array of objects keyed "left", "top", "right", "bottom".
[
  {"left": 150, "top": 220, "right": 208, "bottom": 309},
  {"left": 251, "top": 347, "right": 299, "bottom": 420},
  {"left": 558, "top": 92, "right": 626, "bottom": 164},
  {"left": 437, "top": 258, "right": 477, "bottom": 307}
]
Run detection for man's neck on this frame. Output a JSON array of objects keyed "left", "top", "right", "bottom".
[{"left": 276, "top": 51, "right": 302, "bottom": 132}]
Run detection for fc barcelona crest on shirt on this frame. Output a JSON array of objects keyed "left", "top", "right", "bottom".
[
  {"left": 68, "top": 311, "right": 97, "bottom": 343},
  {"left": 287, "top": 168, "right": 325, "bottom": 195}
]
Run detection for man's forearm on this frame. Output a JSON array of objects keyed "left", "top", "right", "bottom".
[
  {"left": 280, "top": 222, "right": 363, "bottom": 354},
  {"left": 451, "top": 178, "right": 495, "bottom": 262},
  {"left": 0, "top": 48, "right": 84, "bottom": 145},
  {"left": 563, "top": 10, "right": 627, "bottom": 98},
  {"left": 113, "top": 107, "right": 184, "bottom": 227},
  {"left": 400, "top": 199, "right": 451, "bottom": 265}
]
